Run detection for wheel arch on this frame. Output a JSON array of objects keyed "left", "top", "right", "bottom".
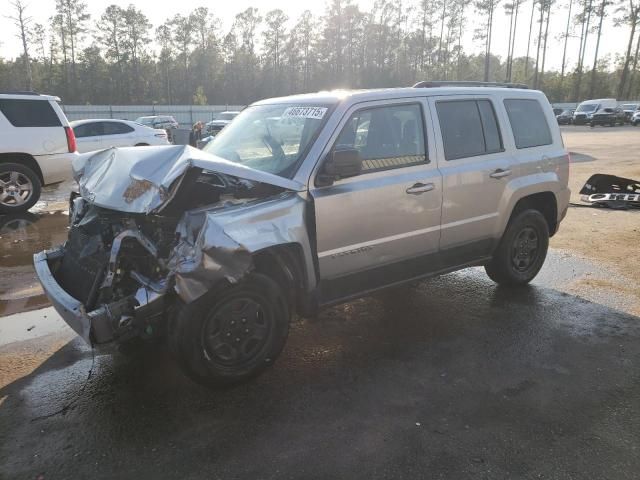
[
  {"left": 252, "top": 243, "right": 315, "bottom": 317},
  {"left": 508, "top": 191, "right": 558, "bottom": 236},
  {"left": 0, "top": 153, "right": 44, "bottom": 185}
]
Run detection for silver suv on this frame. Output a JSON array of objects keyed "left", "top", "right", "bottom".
[{"left": 34, "top": 83, "right": 570, "bottom": 387}]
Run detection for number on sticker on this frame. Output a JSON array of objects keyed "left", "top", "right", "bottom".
[{"left": 282, "top": 106, "right": 328, "bottom": 120}]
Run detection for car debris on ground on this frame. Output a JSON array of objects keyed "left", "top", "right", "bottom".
[{"left": 578, "top": 174, "right": 640, "bottom": 209}]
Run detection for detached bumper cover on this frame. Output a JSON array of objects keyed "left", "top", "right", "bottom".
[{"left": 33, "top": 248, "right": 117, "bottom": 345}]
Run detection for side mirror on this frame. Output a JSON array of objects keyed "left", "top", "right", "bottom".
[{"left": 318, "top": 147, "right": 362, "bottom": 185}]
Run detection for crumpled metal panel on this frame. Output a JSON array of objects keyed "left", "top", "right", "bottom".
[
  {"left": 168, "top": 192, "right": 315, "bottom": 303},
  {"left": 72, "top": 145, "right": 304, "bottom": 214}
]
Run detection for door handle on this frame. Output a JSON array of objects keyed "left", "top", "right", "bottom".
[
  {"left": 406, "top": 182, "right": 435, "bottom": 195},
  {"left": 490, "top": 168, "right": 512, "bottom": 179}
]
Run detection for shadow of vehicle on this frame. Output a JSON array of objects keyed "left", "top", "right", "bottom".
[{"left": 1, "top": 268, "right": 640, "bottom": 479}]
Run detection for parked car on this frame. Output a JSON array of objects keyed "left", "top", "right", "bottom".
[
  {"left": 134, "top": 115, "right": 179, "bottom": 130},
  {"left": 0, "top": 91, "right": 78, "bottom": 213},
  {"left": 573, "top": 98, "right": 617, "bottom": 125},
  {"left": 589, "top": 107, "right": 626, "bottom": 127},
  {"left": 205, "top": 111, "right": 241, "bottom": 136},
  {"left": 556, "top": 108, "right": 574, "bottom": 125},
  {"left": 621, "top": 103, "right": 640, "bottom": 123},
  {"left": 631, "top": 111, "right": 640, "bottom": 126},
  {"left": 71, "top": 119, "right": 170, "bottom": 153},
  {"left": 553, "top": 108, "right": 564, "bottom": 116},
  {"left": 34, "top": 82, "right": 570, "bottom": 387}
]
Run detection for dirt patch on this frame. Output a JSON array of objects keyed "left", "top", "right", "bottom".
[{"left": 552, "top": 126, "right": 640, "bottom": 314}]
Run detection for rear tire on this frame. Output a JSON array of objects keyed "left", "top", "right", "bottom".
[
  {"left": 485, "top": 209, "right": 549, "bottom": 286},
  {"left": 168, "top": 273, "right": 290, "bottom": 388},
  {"left": 0, "top": 163, "right": 41, "bottom": 214}
]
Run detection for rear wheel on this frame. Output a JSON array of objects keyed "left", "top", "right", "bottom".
[
  {"left": 485, "top": 209, "right": 549, "bottom": 286},
  {"left": 0, "top": 163, "right": 41, "bottom": 214},
  {"left": 168, "top": 273, "right": 290, "bottom": 388}
]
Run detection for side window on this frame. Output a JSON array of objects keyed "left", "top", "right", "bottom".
[
  {"left": 334, "top": 103, "right": 427, "bottom": 172},
  {"left": 504, "top": 99, "right": 552, "bottom": 149},
  {"left": 436, "top": 99, "right": 503, "bottom": 160},
  {"left": 0, "top": 99, "right": 62, "bottom": 127},
  {"left": 103, "top": 122, "right": 134, "bottom": 135},
  {"left": 73, "top": 122, "right": 104, "bottom": 138}
]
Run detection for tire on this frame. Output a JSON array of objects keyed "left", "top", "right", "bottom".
[
  {"left": 0, "top": 163, "right": 42, "bottom": 214},
  {"left": 485, "top": 209, "right": 549, "bottom": 286},
  {"left": 168, "top": 273, "right": 290, "bottom": 388}
]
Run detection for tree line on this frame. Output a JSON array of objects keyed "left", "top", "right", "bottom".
[{"left": 2, "top": 0, "right": 640, "bottom": 105}]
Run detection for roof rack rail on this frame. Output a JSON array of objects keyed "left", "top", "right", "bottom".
[
  {"left": 0, "top": 90, "right": 41, "bottom": 96},
  {"left": 412, "top": 81, "right": 529, "bottom": 89}
]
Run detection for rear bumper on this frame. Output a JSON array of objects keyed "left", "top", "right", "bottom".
[
  {"left": 33, "top": 248, "right": 154, "bottom": 345},
  {"left": 35, "top": 151, "right": 78, "bottom": 185}
]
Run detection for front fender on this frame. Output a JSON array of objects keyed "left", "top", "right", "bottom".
[{"left": 169, "top": 192, "right": 316, "bottom": 303}]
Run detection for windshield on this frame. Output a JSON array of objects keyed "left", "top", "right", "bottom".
[
  {"left": 204, "top": 104, "right": 332, "bottom": 178},
  {"left": 576, "top": 103, "right": 599, "bottom": 113},
  {"left": 622, "top": 104, "right": 637, "bottom": 110}
]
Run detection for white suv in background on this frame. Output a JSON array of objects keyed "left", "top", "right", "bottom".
[
  {"left": 71, "top": 119, "right": 170, "bottom": 153},
  {"left": 0, "top": 92, "right": 78, "bottom": 213}
]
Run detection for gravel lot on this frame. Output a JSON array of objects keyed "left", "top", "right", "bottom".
[{"left": 0, "top": 125, "right": 639, "bottom": 479}]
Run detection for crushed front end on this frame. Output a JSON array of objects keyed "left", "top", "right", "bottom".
[
  {"left": 33, "top": 145, "right": 308, "bottom": 347},
  {"left": 34, "top": 200, "right": 176, "bottom": 344}
]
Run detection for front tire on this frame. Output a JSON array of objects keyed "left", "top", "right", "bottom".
[
  {"left": 485, "top": 209, "right": 549, "bottom": 286},
  {"left": 0, "top": 163, "right": 41, "bottom": 214},
  {"left": 168, "top": 273, "right": 290, "bottom": 388}
]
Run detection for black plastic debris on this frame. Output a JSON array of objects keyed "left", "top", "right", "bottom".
[{"left": 579, "top": 174, "right": 640, "bottom": 210}]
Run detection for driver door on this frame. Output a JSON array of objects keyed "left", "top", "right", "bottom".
[{"left": 309, "top": 99, "right": 443, "bottom": 302}]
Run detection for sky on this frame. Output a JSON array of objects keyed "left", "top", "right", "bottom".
[{"left": 0, "top": 0, "right": 630, "bottom": 73}]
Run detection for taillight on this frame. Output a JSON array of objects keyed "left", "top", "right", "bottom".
[{"left": 65, "top": 126, "right": 77, "bottom": 152}]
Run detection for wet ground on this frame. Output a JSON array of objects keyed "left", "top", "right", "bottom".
[
  {"left": 1, "top": 251, "right": 640, "bottom": 479},
  {"left": 1, "top": 127, "right": 640, "bottom": 478}
]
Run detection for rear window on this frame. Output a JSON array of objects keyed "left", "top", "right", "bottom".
[
  {"left": 436, "top": 99, "right": 503, "bottom": 160},
  {"left": 504, "top": 99, "right": 552, "bottom": 149},
  {"left": 0, "top": 99, "right": 62, "bottom": 127}
]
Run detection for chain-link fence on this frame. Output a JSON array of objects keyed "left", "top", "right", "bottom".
[{"left": 60, "top": 105, "right": 246, "bottom": 128}]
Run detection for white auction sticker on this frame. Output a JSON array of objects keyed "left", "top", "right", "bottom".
[{"left": 282, "top": 106, "right": 328, "bottom": 120}]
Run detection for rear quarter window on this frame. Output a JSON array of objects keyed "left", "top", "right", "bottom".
[
  {"left": 0, "top": 99, "right": 62, "bottom": 127},
  {"left": 504, "top": 99, "right": 552, "bottom": 149}
]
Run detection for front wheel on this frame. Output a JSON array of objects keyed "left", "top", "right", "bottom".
[
  {"left": 485, "top": 209, "right": 549, "bottom": 286},
  {"left": 168, "top": 273, "right": 290, "bottom": 388},
  {"left": 0, "top": 163, "right": 42, "bottom": 214}
]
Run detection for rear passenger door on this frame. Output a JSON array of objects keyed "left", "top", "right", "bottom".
[
  {"left": 310, "top": 99, "right": 442, "bottom": 299},
  {"left": 429, "top": 96, "right": 513, "bottom": 258},
  {"left": 102, "top": 121, "right": 135, "bottom": 148},
  {"left": 73, "top": 122, "right": 105, "bottom": 153}
]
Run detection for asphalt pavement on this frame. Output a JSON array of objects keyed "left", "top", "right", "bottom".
[{"left": 1, "top": 250, "right": 639, "bottom": 479}]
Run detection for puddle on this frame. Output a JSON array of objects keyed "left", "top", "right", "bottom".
[{"left": 0, "top": 211, "right": 69, "bottom": 316}]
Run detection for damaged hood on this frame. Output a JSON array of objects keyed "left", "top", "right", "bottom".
[{"left": 72, "top": 145, "right": 304, "bottom": 214}]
